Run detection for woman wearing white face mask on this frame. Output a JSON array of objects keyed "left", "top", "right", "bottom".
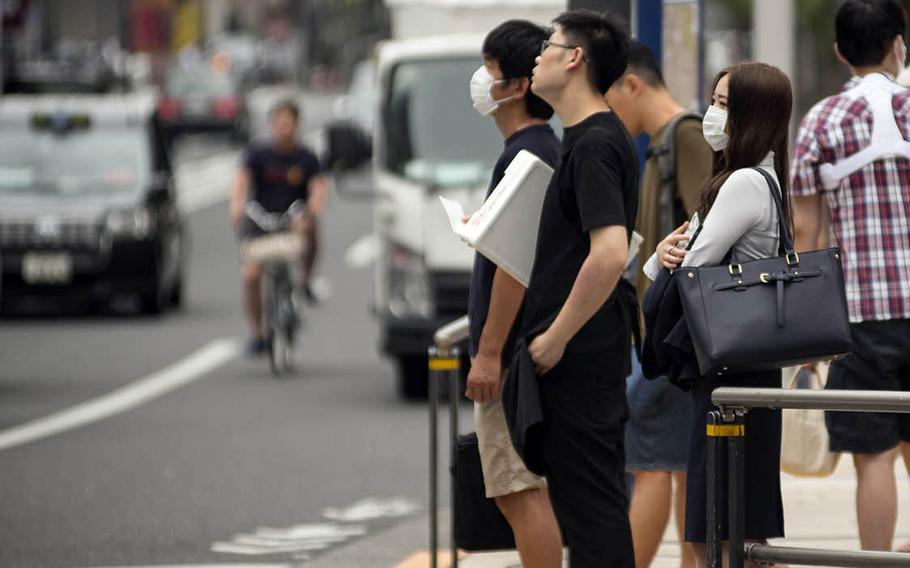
[{"left": 651, "top": 62, "right": 794, "bottom": 567}]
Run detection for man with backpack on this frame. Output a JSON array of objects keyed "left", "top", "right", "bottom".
[{"left": 605, "top": 40, "right": 712, "bottom": 568}]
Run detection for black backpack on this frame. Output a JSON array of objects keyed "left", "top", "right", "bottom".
[{"left": 646, "top": 112, "right": 704, "bottom": 238}]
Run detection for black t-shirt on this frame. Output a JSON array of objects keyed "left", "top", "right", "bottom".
[
  {"left": 467, "top": 124, "right": 561, "bottom": 364},
  {"left": 520, "top": 112, "right": 639, "bottom": 357},
  {"left": 244, "top": 143, "right": 322, "bottom": 213}
]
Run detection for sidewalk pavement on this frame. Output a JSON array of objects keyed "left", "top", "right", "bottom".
[
  {"left": 459, "top": 458, "right": 910, "bottom": 568},
  {"left": 308, "top": 454, "right": 910, "bottom": 567}
]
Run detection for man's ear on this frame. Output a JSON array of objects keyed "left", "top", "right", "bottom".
[
  {"left": 833, "top": 42, "right": 849, "bottom": 66},
  {"left": 512, "top": 76, "right": 531, "bottom": 100},
  {"left": 624, "top": 73, "right": 645, "bottom": 97},
  {"left": 565, "top": 47, "right": 585, "bottom": 71}
]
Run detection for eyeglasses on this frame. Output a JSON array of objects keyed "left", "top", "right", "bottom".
[
  {"left": 541, "top": 39, "right": 578, "bottom": 56},
  {"left": 540, "top": 40, "right": 590, "bottom": 63}
]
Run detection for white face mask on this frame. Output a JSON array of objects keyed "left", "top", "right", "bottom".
[
  {"left": 702, "top": 105, "right": 730, "bottom": 152},
  {"left": 469, "top": 65, "right": 511, "bottom": 116}
]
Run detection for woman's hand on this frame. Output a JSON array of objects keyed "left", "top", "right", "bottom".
[{"left": 657, "top": 221, "right": 691, "bottom": 269}]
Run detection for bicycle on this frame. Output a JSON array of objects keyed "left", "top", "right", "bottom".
[{"left": 242, "top": 201, "right": 308, "bottom": 376}]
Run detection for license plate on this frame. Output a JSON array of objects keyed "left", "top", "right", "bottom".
[
  {"left": 22, "top": 252, "right": 73, "bottom": 285},
  {"left": 184, "top": 98, "right": 209, "bottom": 116}
]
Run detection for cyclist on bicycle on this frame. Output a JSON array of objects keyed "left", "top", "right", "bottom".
[{"left": 229, "top": 99, "right": 328, "bottom": 355}]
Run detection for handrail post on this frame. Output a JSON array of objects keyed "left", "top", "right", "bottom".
[
  {"left": 448, "top": 345, "right": 461, "bottom": 568},
  {"left": 707, "top": 386, "right": 910, "bottom": 568},
  {"left": 428, "top": 346, "right": 441, "bottom": 568},
  {"left": 429, "top": 315, "right": 469, "bottom": 568},
  {"left": 706, "top": 410, "right": 725, "bottom": 568},
  {"left": 728, "top": 409, "right": 746, "bottom": 568}
]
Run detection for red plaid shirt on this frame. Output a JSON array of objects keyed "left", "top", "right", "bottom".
[{"left": 791, "top": 74, "right": 910, "bottom": 323}]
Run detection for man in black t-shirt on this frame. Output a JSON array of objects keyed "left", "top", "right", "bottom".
[
  {"left": 465, "top": 20, "right": 563, "bottom": 568},
  {"left": 524, "top": 11, "right": 638, "bottom": 567},
  {"left": 229, "top": 100, "right": 328, "bottom": 355}
]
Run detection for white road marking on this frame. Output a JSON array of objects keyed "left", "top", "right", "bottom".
[
  {"left": 323, "top": 496, "right": 420, "bottom": 523},
  {"left": 344, "top": 233, "right": 380, "bottom": 269},
  {"left": 212, "top": 523, "right": 365, "bottom": 557},
  {"left": 0, "top": 338, "right": 240, "bottom": 452}
]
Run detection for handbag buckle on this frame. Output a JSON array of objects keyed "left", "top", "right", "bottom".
[
  {"left": 786, "top": 252, "right": 800, "bottom": 266},
  {"left": 728, "top": 264, "right": 743, "bottom": 276},
  {"left": 759, "top": 272, "right": 771, "bottom": 284}
]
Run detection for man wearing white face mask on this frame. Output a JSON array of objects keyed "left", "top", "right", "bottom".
[
  {"left": 465, "top": 19, "right": 563, "bottom": 568},
  {"left": 791, "top": 0, "right": 910, "bottom": 554}
]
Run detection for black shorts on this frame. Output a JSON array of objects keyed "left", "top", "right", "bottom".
[{"left": 826, "top": 319, "right": 910, "bottom": 454}]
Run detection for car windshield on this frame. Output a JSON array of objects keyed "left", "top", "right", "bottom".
[
  {"left": 383, "top": 58, "right": 501, "bottom": 188},
  {"left": 0, "top": 126, "right": 150, "bottom": 197},
  {"left": 166, "top": 67, "right": 234, "bottom": 98}
]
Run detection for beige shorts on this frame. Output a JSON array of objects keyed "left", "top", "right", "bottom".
[{"left": 474, "top": 377, "right": 547, "bottom": 498}]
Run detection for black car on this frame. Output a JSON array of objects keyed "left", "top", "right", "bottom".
[
  {"left": 0, "top": 94, "right": 185, "bottom": 314},
  {"left": 157, "top": 57, "right": 249, "bottom": 142}
]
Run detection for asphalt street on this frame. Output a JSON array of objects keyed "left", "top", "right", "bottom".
[{"left": 0, "top": 92, "right": 467, "bottom": 567}]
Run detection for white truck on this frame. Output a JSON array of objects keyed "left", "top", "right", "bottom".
[{"left": 329, "top": 0, "right": 565, "bottom": 398}]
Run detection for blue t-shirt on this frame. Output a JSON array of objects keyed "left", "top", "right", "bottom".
[
  {"left": 467, "top": 124, "right": 561, "bottom": 364},
  {"left": 244, "top": 143, "right": 322, "bottom": 213}
]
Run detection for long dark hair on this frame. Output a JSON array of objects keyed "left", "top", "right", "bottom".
[{"left": 697, "top": 63, "right": 793, "bottom": 229}]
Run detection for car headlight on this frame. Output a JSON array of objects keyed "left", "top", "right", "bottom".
[
  {"left": 106, "top": 208, "right": 154, "bottom": 239},
  {"left": 387, "top": 244, "right": 433, "bottom": 319}
]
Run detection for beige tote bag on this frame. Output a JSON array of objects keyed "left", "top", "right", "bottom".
[{"left": 780, "top": 363, "right": 841, "bottom": 477}]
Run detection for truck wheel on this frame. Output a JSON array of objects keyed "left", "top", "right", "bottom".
[
  {"left": 168, "top": 272, "right": 183, "bottom": 309},
  {"left": 397, "top": 355, "right": 429, "bottom": 400},
  {"left": 140, "top": 268, "right": 166, "bottom": 315}
]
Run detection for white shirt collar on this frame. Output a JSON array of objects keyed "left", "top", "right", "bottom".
[{"left": 760, "top": 152, "right": 775, "bottom": 168}]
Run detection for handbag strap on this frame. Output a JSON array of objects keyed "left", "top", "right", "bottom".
[{"left": 750, "top": 167, "right": 795, "bottom": 257}]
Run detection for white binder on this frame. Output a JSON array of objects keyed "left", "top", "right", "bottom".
[
  {"left": 439, "top": 150, "right": 552, "bottom": 286},
  {"left": 440, "top": 149, "right": 643, "bottom": 287}
]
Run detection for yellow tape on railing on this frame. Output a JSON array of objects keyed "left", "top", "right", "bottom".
[
  {"left": 706, "top": 424, "right": 745, "bottom": 437},
  {"left": 428, "top": 358, "right": 460, "bottom": 371}
]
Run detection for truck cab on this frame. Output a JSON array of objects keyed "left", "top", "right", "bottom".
[
  {"left": 327, "top": 0, "right": 564, "bottom": 398},
  {"left": 374, "top": 34, "right": 500, "bottom": 397}
]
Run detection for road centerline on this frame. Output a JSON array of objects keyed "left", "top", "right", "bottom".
[{"left": 0, "top": 337, "right": 240, "bottom": 452}]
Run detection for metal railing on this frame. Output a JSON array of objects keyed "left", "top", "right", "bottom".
[
  {"left": 708, "top": 386, "right": 910, "bottom": 568},
  {"left": 428, "top": 315, "right": 469, "bottom": 568}
]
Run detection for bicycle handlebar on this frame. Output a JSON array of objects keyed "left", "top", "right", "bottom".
[{"left": 245, "top": 200, "right": 308, "bottom": 232}]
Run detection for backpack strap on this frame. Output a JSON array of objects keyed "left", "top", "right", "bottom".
[{"left": 647, "top": 112, "right": 704, "bottom": 238}]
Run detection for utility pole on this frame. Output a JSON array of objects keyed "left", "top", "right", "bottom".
[{"left": 753, "top": 0, "right": 796, "bottom": 129}]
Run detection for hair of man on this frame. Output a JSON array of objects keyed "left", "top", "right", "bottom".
[
  {"left": 270, "top": 98, "right": 301, "bottom": 122},
  {"left": 696, "top": 62, "right": 794, "bottom": 229},
  {"left": 620, "top": 39, "right": 666, "bottom": 89},
  {"left": 836, "top": 0, "right": 906, "bottom": 67},
  {"left": 483, "top": 19, "right": 556, "bottom": 120},
  {"left": 552, "top": 9, "right": 630, "bottom": 95}
]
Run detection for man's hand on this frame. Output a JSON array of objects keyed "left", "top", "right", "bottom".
[
  {"left": 292, "top": 213, "right": 313, "bottom": 234},
  {"left": 528, "top": 329, "right": 568, "bottom": 376},
  {"left": 466, "top": 352, "right": 501, "bottom": 403}
]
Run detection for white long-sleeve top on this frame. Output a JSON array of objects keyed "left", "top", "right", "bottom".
[
  {"left": 643, "top": 153, "right": 781, "bottom": 278},
  {"left": 682, "top": 153, "right": 781, "bottom": 267}
]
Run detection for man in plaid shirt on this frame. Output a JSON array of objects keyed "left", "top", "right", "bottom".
[{"left": 791, "top": 0, "right": 910, "bottom": 553}]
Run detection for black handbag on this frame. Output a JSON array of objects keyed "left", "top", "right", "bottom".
[
  {"left": 452, "top": 433, "right": 517, "bottom": 551},
  {"left": 676, "top": 167, "right": 853, "bottom": 377}
]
